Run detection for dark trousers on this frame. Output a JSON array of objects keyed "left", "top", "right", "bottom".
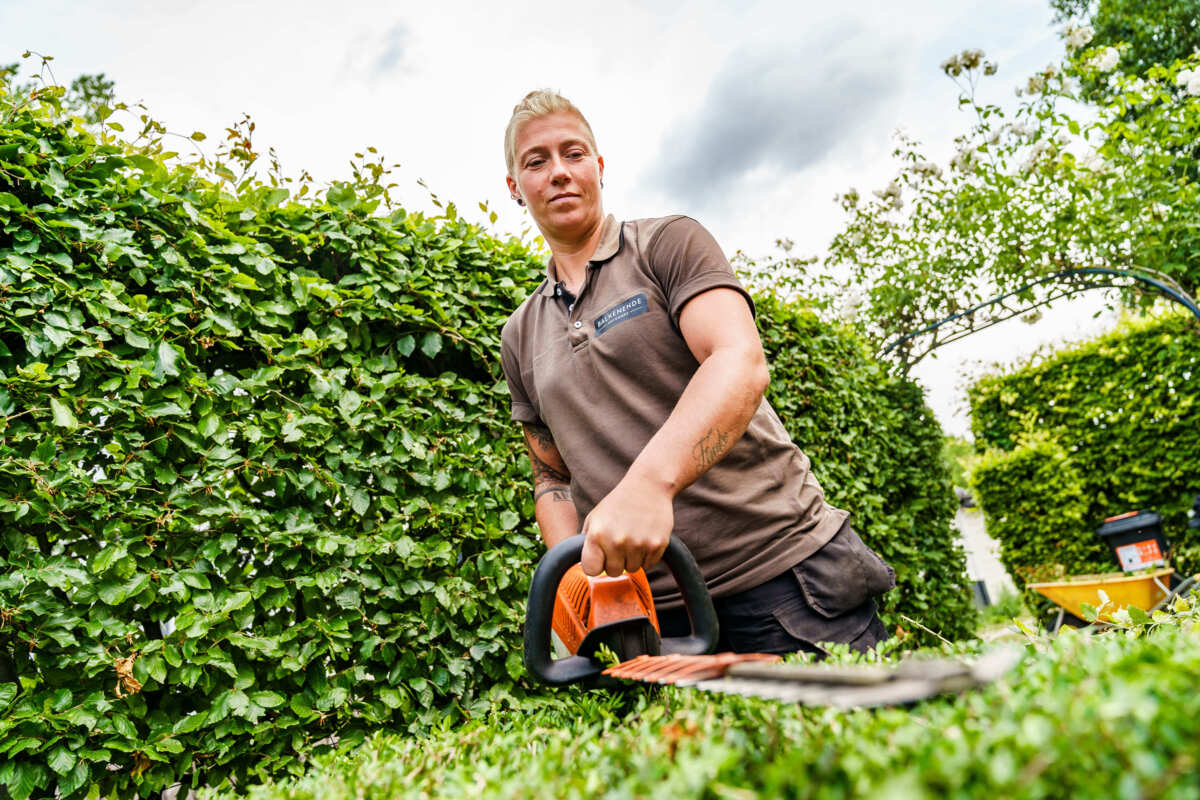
[{"left": 657, "top": 522, "right": 894, "bottom": 656}]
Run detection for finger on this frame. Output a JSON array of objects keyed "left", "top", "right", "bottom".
[
  {"left": 581, "top": 533, "right": 604, "bottom": 577},
  {"left": 644, "top": 538, "right": 668, "bottom": 571},
  {"left": 623, "top": 545, "right": 645, "bottom": 576},
  {"left": 602, "top": 535, "right": 626, "bottom": 577},
  {"left": 604, "top": 548, "right": 626, "bottom": 578}
]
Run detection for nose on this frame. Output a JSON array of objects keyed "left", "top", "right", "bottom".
[{"left": 549, "top": 154, "right": 571, "bottom": 185}]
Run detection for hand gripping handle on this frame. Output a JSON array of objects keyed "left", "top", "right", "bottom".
[{"left": 523, "top": 534, "right": 719, "bottom": 686}]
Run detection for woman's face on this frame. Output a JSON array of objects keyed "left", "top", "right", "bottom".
[{"left": 507, "top": 112, "right": 605, "bottom": 242}]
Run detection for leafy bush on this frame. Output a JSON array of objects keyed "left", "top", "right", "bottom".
[
  {"left": 0, "top": 80, "right": 545, "bottom": 799},
  {"left": 757, "top": 295, "right": 975, "bottom": 641},
  {"left": 210, "top": 619, "right": 1200, "bottom": 800},
  {"left": 0, "top": 74, "right": 969, "bottom": 798},
  {"left": 968, "top": 312, "right": 1200, "bottom": 586},
  {"left": 970, "top": 433, "right": 1096, "bottom": 587}
]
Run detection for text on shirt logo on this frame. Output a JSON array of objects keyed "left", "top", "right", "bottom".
[{"left": 593, "top": 293, "right": 650, "bottom": 337}]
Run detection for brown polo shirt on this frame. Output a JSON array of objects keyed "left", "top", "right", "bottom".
[{"left": 500, "top": 215, "right": 848, "bottom": 610}]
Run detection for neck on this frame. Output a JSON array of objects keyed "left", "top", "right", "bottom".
[{"left": 546, "top": 214, "right": 606, "bottom": 292}]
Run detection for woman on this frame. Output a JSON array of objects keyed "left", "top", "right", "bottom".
[{"left": 499, "top": 89, "right": 894, "bottom": 654}]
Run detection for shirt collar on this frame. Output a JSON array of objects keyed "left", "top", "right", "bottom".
[{"left": 539, "top": 214, "right": 621, "bottom": 297}]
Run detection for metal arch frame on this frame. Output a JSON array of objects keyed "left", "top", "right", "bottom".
[{"left": 880, "top": 267, "right": 1200, "bottom": 369}]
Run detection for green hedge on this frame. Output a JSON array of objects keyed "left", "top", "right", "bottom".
[
  {"left": 969, "top": 313, "right": 1200, "bottom": 587},
  {"left": 757, "top": 296, "right": 975, "bottom": 639},
  {"left": 0, "top": 78, "right": 969, "bottom": 799},
  {"left": 0, "top": 84, "right": 545, "bottom": 799},
  {"left": 213, "top": 620, "right": 1200, "bottom": 800}
]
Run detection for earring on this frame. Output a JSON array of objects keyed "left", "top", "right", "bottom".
[{"left": 516, "top": 198, "right": 526, "bottom": 207}]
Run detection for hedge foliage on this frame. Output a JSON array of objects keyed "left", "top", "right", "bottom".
[
  {"left": 756, "top": 296, "right": 975, "bottom": 639},
  {"left": 969, "top": 313, "right": 1200, "bottom": 588},
  {"left": 0, "top": 76, "right": 968, "bottom": 798},
  {"left": 214, "top": 617, "right": 1200, "bottom": 800}
]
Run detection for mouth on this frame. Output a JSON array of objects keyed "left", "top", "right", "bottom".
[{"left": 549, "top": 193, "right": 579, "bottom": 203}]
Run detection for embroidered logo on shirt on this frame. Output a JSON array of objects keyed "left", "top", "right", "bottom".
[{"left": 594, "top": 293, "right": 649, "bottom": 337}]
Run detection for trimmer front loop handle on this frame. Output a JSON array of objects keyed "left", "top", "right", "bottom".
[{"left": 523, "top": 534, "right": 719, "bottom": 686}]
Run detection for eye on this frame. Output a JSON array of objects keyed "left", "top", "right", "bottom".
[{"left": 524, "top": 156, "right": 545, "bottom": 169}]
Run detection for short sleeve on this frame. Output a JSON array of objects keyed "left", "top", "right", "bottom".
[
  {"left": 500, "top": 319, "right": 541, "bottom": 424},
  {"left": 646, "top": 217, "right": 755, "bottom": 325}
]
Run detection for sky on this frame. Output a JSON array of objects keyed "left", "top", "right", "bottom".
[{"left": 0, "top": 0, "right": 1118, "bottom": 436}]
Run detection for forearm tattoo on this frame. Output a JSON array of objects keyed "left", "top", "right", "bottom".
[
  {"left": 692, "top": 427, "right": 731, "bottom": 470},
  {"left": 534, "top": 485, "right": 572, "bottom": 504}
]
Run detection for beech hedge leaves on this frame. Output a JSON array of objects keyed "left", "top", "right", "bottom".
[
  {"left": 0, "top": 77, "right": 969, "bottom": 798},
  {"left": 969, "top": 312, "right": 1200, "bottom": 590}
]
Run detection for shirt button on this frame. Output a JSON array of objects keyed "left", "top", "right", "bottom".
[
  {"left": 573, "top": 321, "right": 582, "bottom": 329},
  {"left": 568, "top": 303, "right": 575, "bottom": 311},
  {"left": 556, "top": 287, "right": 562, "bottom": 296}
]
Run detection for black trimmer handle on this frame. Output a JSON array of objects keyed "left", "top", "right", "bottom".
[{"left": 523, "top": 534, "right": 719, "bottom": 686}]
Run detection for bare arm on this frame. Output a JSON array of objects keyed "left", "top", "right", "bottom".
[
  {"left": 581, "top": 287, "right": 768, "bottom": 577},
  {"left": 522, "top": 422, "right": 580, "bottom": 549}
]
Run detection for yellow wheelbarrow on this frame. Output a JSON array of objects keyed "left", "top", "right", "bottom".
[{"left": 1028, "top": 567, "right": 1190, "bottom": 631}]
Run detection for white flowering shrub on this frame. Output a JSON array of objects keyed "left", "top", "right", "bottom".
[{"left": 827, "top": 40, "right": 1200, "bottom": 368}]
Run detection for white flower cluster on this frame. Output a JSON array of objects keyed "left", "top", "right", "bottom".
[
  {"left": 838, "top": 290, "right": 864, "bottom": 323},
  {"left": 1020, "top": 139, "right": 1051, "bottom": 174},
  {"left": 1082, "top": 150, "right": 1110, "bottom": 173},
  {"left": 1064, "top": 25, "right": 1094, "bottom": 52},
  {"left": 835, "top": 187, "right": 860, "bottom": 209},
  {"left": 1090, "top": 47, "right": 1120, "bottom": 72},
  {"left": 1019, "top": 64, "right": 1060, "bottom": 96},
  {"left": 940, "top": 48, "right": 997, "bottom": 77},
  {"left": 872, "top": 181, "right": 903, "bottom": 210},
  {"left": 950, "top": 145, "right": 980, "bottom": 174},
  {"left": 909, "top": 160, "right": 943, "bottom": 180},
  {"left": 1178, "top": 66, "right": 1200, "bottom": 96},
  {"left": 1148, "top": 202, "right": 1171, "bottom": 221}
]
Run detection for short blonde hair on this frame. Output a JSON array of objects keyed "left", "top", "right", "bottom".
[{"left": 504, "top": 89, "right": 598, "bottom": 177}]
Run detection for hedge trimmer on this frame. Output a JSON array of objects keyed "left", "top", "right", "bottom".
[{"left": 524, "top": 535, "right": 1019, "bottom": 708}]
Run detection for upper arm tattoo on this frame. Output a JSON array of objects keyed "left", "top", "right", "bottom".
[{"left": 522, "top": 423, "right": 569, "bottom": 487}]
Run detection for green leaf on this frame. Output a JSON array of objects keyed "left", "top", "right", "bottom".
[
  {"left": 499, "top": 510, "right": 520, "bottom": 531},
  {"left": 327, "top": 182, "right": 357, "bottom": 209},
  {"left": 144, "top": 402, "right": 186, "bottom": 417},
  {"left": 420, "top": 332, "right": 443, "bottom": 358},
  {"left": 350, "top": 488, "right": 370, "bottom": 515},
  {"left": 198, "top": 413, "right": 221, "bottom": 439},
  {"left": 125, "top": 330, "right": 151, "bottom": 349},
  {"left": 47, "top": 746, "right": 75, "bottom": 776},
  {"left": 57, "top": 762, "right": 88, "bottom": 797},
  {"left": 97, "top": 581, "right": 127, "bottom": 605},
  {"left": 155, "top": 340, "right": 179, "bottom": 377},
  {"left": 1080, "top": 602, "right": 1098, "bottom": 623},
  {"left": 250, "top": 691, "right": 285, "bottom": 708},
  {"left": 1127, "top": 605, "right": 1150, "bottom": 625},
  {"left": 229, "top": 272, "right": 259, "bottom": 290},
  {"left": 8, "top": 761, "right": 43, "bottom": 800},
  {"left": 50, "top": 397, "right": 78, "bottom": 431},
  {"left": 339, "top": 391, "right": 363, "bottom": 416},
  {"left": 0, "top": 682, "right": 16, "bottom": 708}
]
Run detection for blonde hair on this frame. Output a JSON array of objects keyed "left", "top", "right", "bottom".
[{"left": 504, "top": 89, "right": 598, "bottom": 177}]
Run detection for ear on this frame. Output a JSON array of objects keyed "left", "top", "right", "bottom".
[
  {"left": 506, "top": 174, "right": 522, "bottom": 203},
  {"left": 597, "top": 155, "right": 605, "bottom": 183}
]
